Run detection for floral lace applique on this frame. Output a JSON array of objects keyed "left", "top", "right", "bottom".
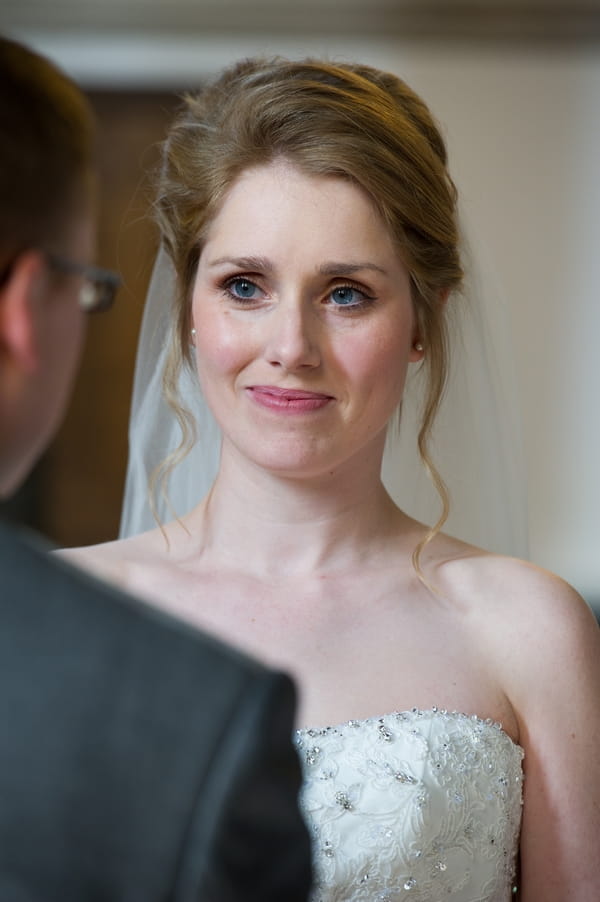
[{"left": 295, "top": 708, "right": 524, "bottom": 902}]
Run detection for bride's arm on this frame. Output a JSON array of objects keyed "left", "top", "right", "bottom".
[{"left": 500, "top": 562, "right": 600, "bottom": 900}]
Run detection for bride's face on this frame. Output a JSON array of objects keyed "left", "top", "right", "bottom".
[{"left": 190, "top": 158, "right": 422, "bottom": 480}]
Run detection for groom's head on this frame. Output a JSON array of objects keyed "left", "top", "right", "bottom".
[{"left": 0, "top": 36, "right": 116, "bottom": 498}]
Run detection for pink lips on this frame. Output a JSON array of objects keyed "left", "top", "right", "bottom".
[{"left": 247, "top": 385, "right": 333, "bottom": 413}]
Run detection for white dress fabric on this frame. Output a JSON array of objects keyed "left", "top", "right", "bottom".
[{"left": 295, "top": 708, "right": 524, "bottom": 902}]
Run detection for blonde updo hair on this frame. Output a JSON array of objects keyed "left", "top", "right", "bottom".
[{"left": 154, "top": 57, "right": 464, "bottom": 553}]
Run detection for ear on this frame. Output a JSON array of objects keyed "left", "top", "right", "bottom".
[{"left": 0, "top": 251, "right": 46, "bottom": 373}]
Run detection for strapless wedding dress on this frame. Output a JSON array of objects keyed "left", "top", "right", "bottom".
[{"left": 295, "top": 708, "right": 524, "bottom": 902}]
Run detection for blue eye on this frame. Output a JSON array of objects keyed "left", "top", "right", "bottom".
[
  {"left": 227, "top": 277, "right": 259, "bottom": 300},
  {"left": 330, "top": 285, "right": 365, "bottom": 308}
]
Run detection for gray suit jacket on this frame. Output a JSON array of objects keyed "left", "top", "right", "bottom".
[{"left": 0, "top": 520, "right": 312, "bottom": 901}]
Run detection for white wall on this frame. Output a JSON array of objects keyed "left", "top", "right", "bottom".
[
  {"left": 14, "top": 31, "right": 600, "bottom": 603},
  {"left": 398, "top": 47, "right": 600, "bottom": 603}
]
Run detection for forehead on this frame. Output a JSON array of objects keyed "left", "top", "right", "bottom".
[{"left": 203, "top": 159, "right": 398, "bottom": 263}]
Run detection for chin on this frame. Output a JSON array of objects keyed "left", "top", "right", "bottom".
[{"left": 244, "top": 443, "right": 349, "bottom": 482}]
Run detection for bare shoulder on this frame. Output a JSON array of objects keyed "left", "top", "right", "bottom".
[
  {"left": 428, "top": 533, "right": 596, "bottom": 643},
  {"left": 425, "top": 532, "right": 600, "bottom": 722},
  {"left": 471, "top": 552, "right": 600, "bottom": 725},
  {"left": 427, "top": 535, "right": 600, "bottom": 896},
  {"left": 55, "top": 515, "right": 213, "bottom": 626},
  {"left": 56, "top": 524, "right": 176, "bottom": 591}
]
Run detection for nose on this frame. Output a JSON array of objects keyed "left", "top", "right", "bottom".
[{"left": 264, "top": 301, "right": 321, "bottom": 372}]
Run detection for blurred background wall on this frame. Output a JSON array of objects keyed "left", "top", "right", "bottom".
[{"left": 1, "top": 1, "right": 599, "bottom": 608}]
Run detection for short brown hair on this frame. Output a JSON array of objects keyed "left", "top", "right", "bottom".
[{"left": 0, "top": 36, "right": 95, "bottom": 271}]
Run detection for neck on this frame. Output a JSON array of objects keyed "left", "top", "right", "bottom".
[{"left": 184, "top": 438, "right": 414, "bottom": 579}]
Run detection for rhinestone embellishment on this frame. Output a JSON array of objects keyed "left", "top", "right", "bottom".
[{"left": 294, "top": 708, "right": 524, "bottom": 901}]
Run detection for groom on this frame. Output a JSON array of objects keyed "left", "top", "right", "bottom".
[{"left": 0, "top": 35, "right": 311, "bottom": 901}]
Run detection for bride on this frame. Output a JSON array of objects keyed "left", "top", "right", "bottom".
[{"left": 62, "top": 58, "right": 600, "bottom": 900}]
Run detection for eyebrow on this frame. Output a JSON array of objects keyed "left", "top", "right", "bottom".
[
  {"left": 318, "top": 261, "right": 388, "bottom": 277},
  {"left": 208, "top": 256, "right": 388, "bottom": 277},
  {"left": 208, "top": 256, "right": 274, "bottom": 271}
]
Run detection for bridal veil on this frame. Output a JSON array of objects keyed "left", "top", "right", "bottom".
[{"left": 120, "top": 230, "right": 529, "bottom": 559}]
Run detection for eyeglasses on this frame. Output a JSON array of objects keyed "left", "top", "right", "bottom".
[{"left": 47, "top": 253, "right": 122, "bottom": 313}]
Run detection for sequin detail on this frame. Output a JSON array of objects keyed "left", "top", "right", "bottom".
[{"left": 295, "top": 708, "right": 523, "bottom": 902}]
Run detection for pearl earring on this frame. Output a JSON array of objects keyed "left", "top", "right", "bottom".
[
  {"left": 190, "top": 327, "right": 196, "bottom": 346},
  {"left": 413, "top": 341, "right": 424, "bottom": 352}
]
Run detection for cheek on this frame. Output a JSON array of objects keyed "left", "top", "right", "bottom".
[
  {"left": 335, "top": 324, "right": 411, "bottom": 393},
  {"left": 53, "top": 302, "right": 85, "bottom": 362},
  {"left": 45, "top": 308, "right": 86, "bottom": 426},
  {"left": 194, "top": 310, "right": 253, "bottom": 378}
]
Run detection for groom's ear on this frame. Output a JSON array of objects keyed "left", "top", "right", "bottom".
[{"left": 0, "top": 251, "right": 46, "bottom": 374}]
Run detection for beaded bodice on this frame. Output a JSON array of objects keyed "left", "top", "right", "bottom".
[{"left": 295, "top": 708, "right": 524, "bottom": 902}]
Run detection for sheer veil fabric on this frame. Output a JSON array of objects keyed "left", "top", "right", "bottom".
[{"left": 120, "top": 232, "right": 529, "bottom": 560}]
